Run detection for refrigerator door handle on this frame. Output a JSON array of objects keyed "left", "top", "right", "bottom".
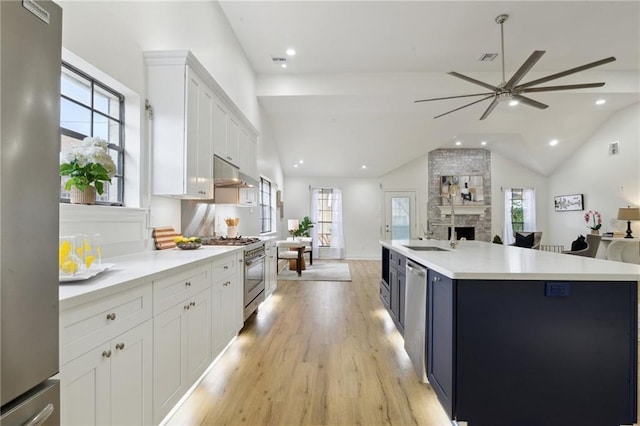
[{"left": 22, "top": 403, "right": 54, "bottom": 426}]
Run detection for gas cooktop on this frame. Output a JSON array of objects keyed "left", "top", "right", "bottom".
[{"left": 200, "top": 236, "right": 262, "bottom": 246}]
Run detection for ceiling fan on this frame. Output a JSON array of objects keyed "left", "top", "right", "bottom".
[{"left": 415, "top": 14, "right": 616, "bottom": 120}]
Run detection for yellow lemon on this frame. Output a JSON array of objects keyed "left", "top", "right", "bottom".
[
  {"left": 84, "top": 240, "right": 91, "bottom": 251},
  {"left": 85, "top": 255, "right": 95, "bottom": 269},
  {"left": 76, "top": 247, "right": 83, "bottom": 256},
  {"left": 61, "top": 259, "right": 78, "bottom": 275},
  {"left": 59, "top": 240, "right": 71, "bottom": 257}
]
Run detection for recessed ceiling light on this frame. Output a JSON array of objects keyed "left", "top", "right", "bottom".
[
  {"left": 480, "top": 141, "right": 487, "bottom": 146},
  {"left": 455, "top": 141, "right": 462, "bottom": 146},
  {"left": 509, "top": 100, "right": 519, "bottom": 106},
  {"left": 293, "top": 164, "right": 298, "bottom": 168},
  {"left": 595, "top": 99, "right": 606, "bottom": 105},
  {"left": 361, "top": 165, "right": 367, "bottom": 169},
  {"left": 549, "top": 139, "right": 559, "bottom": 146},
  {"left": 299, "top": 160, "right": 304, "bottom": 164},
  {"left": 281, "top": 63, "right": 287, "bottom": 69},
  {"left": 286, "top": 48, "right": 296, "bottom": 56}
]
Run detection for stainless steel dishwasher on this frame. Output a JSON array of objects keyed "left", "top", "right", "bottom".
[{"left": 404, "top": 260, "right": 428, "bottom": 382}]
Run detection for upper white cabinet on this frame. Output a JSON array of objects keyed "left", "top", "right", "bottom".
[
  {"left": 146, "top": 50, "right": 259, "bottom": 198},
  {"left": 145, "top": 52, "right": 214, "bottom": 199},
  {"left": 239, "top": 130, "right": 259, "bottom": 180}
]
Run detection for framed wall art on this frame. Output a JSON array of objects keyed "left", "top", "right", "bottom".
[{"left": 554, "top": 194, "right": 584, "bottom": 212}]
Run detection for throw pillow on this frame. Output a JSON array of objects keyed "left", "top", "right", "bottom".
[
  {"left": 571, "top": 235, "right": 588, "bottom": 251},
  {"left": 515, "top": 232, "right": 535, "bottom": 248}
]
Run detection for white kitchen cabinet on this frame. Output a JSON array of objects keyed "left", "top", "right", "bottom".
[
  {"left": 145, "top": 51, "right": 214, "bottom": 199},
  {"left": 153, "top": 265, "right": 212, "bottom": 424},
  {"left": 214, "top": 186, "right": 258, "bottom": 207},
  {"left": 60, "top": 319, "right": 153, "bottom": 426},
  {"left": 213, "top": 99, "right": 240, "bottom": 167},
  {"left": 211, "top": 252, "right": 243, "bottom": 359},
  {"left": 265, "top": 239, "right": 277, "bottom": 296},
  {"left": 60, "top": 284, "right": 153, "bottom": 425},
  {"left": 238, "top": 128, "right": 259, "bottom": 180}
]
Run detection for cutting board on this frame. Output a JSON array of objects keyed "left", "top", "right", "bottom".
[{"left": 153, "top": 227, "right": 180, "bottom": 250}]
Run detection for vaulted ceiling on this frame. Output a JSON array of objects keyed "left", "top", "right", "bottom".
[{"left": 219, "top": 1, "right": 640, "bottom": 178}]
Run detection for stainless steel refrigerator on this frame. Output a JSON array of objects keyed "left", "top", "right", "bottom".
[{"left": 1, "top": 0, "right": 62, "bottom": 424}]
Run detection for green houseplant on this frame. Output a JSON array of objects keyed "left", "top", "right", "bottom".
[
  {"left": 293, "top": 216, "right": 314, "bottom": 237},
  {"left": 60, "top": 137, "right": 116, "bottom": 204}
]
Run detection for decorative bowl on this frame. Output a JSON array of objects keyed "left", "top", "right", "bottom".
[{"left": 176, "top": 242, "right": 201, "bottom": 250}]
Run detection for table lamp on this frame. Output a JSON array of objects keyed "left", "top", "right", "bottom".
[
  {"left": 287, "top": 219, "right": 299, "bottom": 237},
  {"left": 617, "top": 206, "right": 640, "bottom": 239}
]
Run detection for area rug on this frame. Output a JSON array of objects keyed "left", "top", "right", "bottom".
[{"left": 277, "top": 262, "right": 351, "bottom": 282}]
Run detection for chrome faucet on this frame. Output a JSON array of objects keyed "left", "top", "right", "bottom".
[{"left": 426, "top": 194, "right": 456, "bottom": 243}]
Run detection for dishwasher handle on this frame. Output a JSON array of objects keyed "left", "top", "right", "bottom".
[{"left": 406, "top": 261, "right": 426, "bottom": 277}]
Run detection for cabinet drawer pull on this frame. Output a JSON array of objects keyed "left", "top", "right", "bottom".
[
  {"left": 102, "top": 350, "right": 112, "bottom": 358},
  {"left": 184, "top": 304, "right": 190, "bottom": 310},
  {"left": 185, "top": 281, "right": 191, "bottom": 287},
  {"left": 223, "top": 265, "right": 228, "bottom": 270},
  {"left": 190, "top": 301, "right": 196, "bottom": 307},
  {"left": 106, "top": 313, "right": 116, "bottom": 321},
  {"left": 115, "top": 343, "right": 125, "bottom": 351},
  {"left": 433, "top": 276, "right": 441, "bottom": 282}
]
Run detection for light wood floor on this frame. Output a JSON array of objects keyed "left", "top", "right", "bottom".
[{"left": 166, "top": 260, "right": 451, "bottom": 425}]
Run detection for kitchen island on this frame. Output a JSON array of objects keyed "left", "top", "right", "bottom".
[{"left": 380, "top": 239, "right": 639, "bottom": 426}]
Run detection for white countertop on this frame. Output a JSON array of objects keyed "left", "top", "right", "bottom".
[
  {"left": 381, "top": 239, "right": 640, "bottom": 281},
  {"left": 59, "top": 245, "right": 243, "bottom": 310}
]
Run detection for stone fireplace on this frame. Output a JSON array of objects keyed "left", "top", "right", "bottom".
[
  {"left": 428, "top": 149, "right": 491, "bottom": 242},
  {"left": 448, "top": 226, "right": 475, "bottom": 240}
]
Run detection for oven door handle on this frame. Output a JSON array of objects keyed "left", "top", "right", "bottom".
[{"left": 245, "top": 254, "right": 266, "bottom": 266}]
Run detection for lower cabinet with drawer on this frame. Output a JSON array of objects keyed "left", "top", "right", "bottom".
[
  {"left": 211, "top": 252, "right": 242, "bottom": 360},
  {"left": 152, "top": 265, "right": 212, "bottom": 424},
  {"left": 59, "top": 284, "right": 153, "bottom": 425}
]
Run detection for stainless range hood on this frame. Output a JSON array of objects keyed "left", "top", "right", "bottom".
[{"left": 214, "top": 155, "right": 258, "bottom": 188}]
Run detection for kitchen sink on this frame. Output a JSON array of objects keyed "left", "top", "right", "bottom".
[{"left": 403, "top": 245, "right": 449, "bottom": 252}]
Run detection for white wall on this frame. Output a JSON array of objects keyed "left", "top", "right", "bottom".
[
  {"left": 59, "top": 1, "right": 282, "bottom": 243},
  {"left": 491, "top": 151, "right": 549, "bottom": 243},
  {"left": 283, "top": 177, "right": 382, "bottom": 259},
  {"left": 548, "top": 103, "right": 640, "bottom": 248},
  {"left": 380, "top": 155, "right": 429, "bottom": 239}
]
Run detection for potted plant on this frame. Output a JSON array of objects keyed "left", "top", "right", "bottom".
[
  {"left": 293, "top": 216, "right": 314, "bottom": 238},
  {"left": 60, "top": 137, "right": 116, "bottom": 204},
  {"left": 584, "top": 210, "right": 602, "bottom": 235}
]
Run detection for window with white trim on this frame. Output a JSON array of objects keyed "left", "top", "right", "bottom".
[
  {"left": 60, "top": 62, "right": 125, "bottom": 205},
  {"left": 259, "top": 177, "right": 272, "bottom": 233}
]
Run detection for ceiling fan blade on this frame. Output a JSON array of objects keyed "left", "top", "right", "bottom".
[
  {"left": 513, "top": 95, "right": 548, "bottom": 110},
  {"left": 521, "top": 82, "right": 605, "bottom": 93},
  {"left": 505, "top": 50, "right": 545, "bottom": 89},
  {"left": 415, "top": 92, "right": 495, "bottom": 103},
  {"left": 448, "top": 71, "right": 501, "bottom": 91},
  {"left": 479, "top": 96, "right": 500, "bottom": 120},
  {"left": 433, "top": 95, "right": 494, "bottom": 119},
  {"left": 515, "top": 57, "right": 616, "bottom": 90}
]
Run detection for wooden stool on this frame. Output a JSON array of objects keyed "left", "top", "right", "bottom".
[{"left": 289, "top": 254, "right": 306, "bottom": 271}]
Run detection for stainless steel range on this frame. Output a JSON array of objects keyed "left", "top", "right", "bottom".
[{"left": 202, "top": 236, "right": 266, "bottom": 320}]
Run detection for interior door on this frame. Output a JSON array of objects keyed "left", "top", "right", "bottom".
[{"left": 384, "top": 191, "right": 416, "bottom": 240}]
